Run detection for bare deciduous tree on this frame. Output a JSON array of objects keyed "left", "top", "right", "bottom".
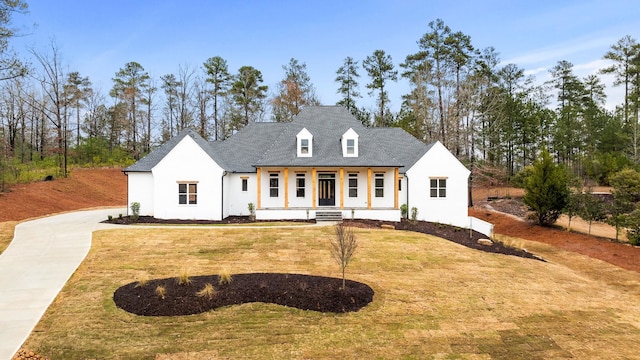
[{"left": 329, "top": 223, "right": 358, "bottom": 290}]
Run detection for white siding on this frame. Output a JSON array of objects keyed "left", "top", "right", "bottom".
[
  {"left": 369, "top": 170, "right": 395, "bottom": 208},
  {"left": 287, "top": 171, "right": 310, "bottom": 208},
  {"left": 406, "top": 142, "right": 470, "bottom": 228},
  {"left": 151, "top": 136, "right": 225, "bottom": 220},
  {"left": 227, "top": 174, "right": 256, "bottom": 216},
  {"left": 127, "top": 172, "right": 154, "bottom": 216},
  {"left": 342, "top": 170, "right": 367, "bottom": 208}
]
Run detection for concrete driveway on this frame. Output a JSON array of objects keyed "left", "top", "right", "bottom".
[{"left": 0, "top": 207, "right": 126, "bottom": 360}]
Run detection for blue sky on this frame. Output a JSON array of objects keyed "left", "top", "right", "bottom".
[{"left": 12, "top": 0, "right": 640, "bottom": 112}]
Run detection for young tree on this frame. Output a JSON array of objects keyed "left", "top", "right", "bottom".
[
  {"left": 271, "top": 58, "right": 319, "bottom": 122},
  {"left": 329, "top": 222, "right": 358, "bottom": 290},
  {"left": 577, "top": 192, "right": 606, "bottom": 235},
  {"left": 523, "top": 149, "right": 570, "bottom": 226},
  {"left": 607, "top": 168, "right": 640, "bottom": 240},
  {"left": 228, "top": 66, "right": 268, "bottom": 130},
  {"left": 563, "top": 190, "right": 582, "bottom": 232},
  {"left": 203, "top": 56, "right": 231, "bottom": 140},
  {"left": 363, "top": 50, "right": 397, "bottom": 127}
]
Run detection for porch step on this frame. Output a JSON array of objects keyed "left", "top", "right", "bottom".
[{"left": 315, "top": 211, "right": 343, "bottom": 222}]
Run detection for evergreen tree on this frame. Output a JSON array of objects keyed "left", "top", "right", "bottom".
[
  {"left": 228, "top": 66, "right": 267, "bottom": 130},
  {"left": 523, "top": 149, "right": 570, "bottom": 226},
  {"left": 203, "top": 56, "right": 231, "bottom": 140},
  {"left": 363, "top": 49, "right": 397, "bottom": 127},
  {"left": 335, "top": 56, "right": 361, "bottom": 116},
  {"left": 0, "top": 0, "right": 28, "bottom": 81}
]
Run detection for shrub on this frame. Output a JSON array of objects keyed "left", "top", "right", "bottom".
[
  {"left": 523, "top": 149, "right": 569, "bottom": 226},
  {"left": 196, "top": 283, "right": 217, "bottom": 299},
  {"left": 400, "top": 204, "right": 408, "bottom": 219},
  {"left": 130, "top": 202, "right": 140, "bottom": 221},
  {"left": 219, "top": 269, "right": 233, "bottom": 285},
  {"left": 624, "top": 208, "right": 640, "bottom": 246},
  {"left": 177, "top": 269, "right": 192, "bottom": 285},
  {"left": 107, "top": 215, "right": 113, "bottom": 221},
  {"left": 248, "top": 202, "right": 256, "bottom": 221},
  {"left": 135, "top": 275, "right": 149, "bottom": 288},
  {"left": 410, "top": 207, "right": 418, "bottom": 223},
  {"left": 155, "top": 285, "right": 166, "bottom": 299}
]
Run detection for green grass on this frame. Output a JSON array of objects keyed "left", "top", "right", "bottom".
[{"left": 22, "top": 226, "right": 640, "bottom": 359}]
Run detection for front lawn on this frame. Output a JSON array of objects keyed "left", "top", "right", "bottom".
[{"left": 22, "top": 226, "right": 640, "bottom": 359}]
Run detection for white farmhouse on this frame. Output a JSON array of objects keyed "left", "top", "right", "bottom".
[{"left": 124, "top": 106, "right": 491, "bottom": 235}]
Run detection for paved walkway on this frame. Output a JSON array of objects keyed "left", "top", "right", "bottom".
[{"left": 0, "top": 207, "right": 126, "bottom": 360}]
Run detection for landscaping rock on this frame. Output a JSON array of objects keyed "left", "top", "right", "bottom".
[
  {"left": 477, "top": 238, "right": 493, "bottom": 246},
  {"left": 380, "top": 224, "right": 395, "bottom": 230}
]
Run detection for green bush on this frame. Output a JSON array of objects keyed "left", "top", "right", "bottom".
[
  {"left": 130, "top": 202, "right": 140, "bottom": 221},
  {"left": 400, "top": 204, "right": 408, "bottom": 219},
  {"left": 523, "top": 149, "right": 570, "bottom": 226}
]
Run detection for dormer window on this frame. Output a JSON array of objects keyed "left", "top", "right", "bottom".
[
  {"left": 346, "top": 139, "right": 355, "bottom": 155},
  {"left": 342, "top": 128, "right": 359, "bottom": 157},
  {"left": 297, "top": 128, "right": 313, "bottom": 157}
]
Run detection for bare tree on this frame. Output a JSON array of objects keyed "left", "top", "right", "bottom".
[
  {"left": 30, "top": 42, "right": 69, "bottom": 177},
  {"left": 329, "top": 223, "right": 358, "bottom": 290}
]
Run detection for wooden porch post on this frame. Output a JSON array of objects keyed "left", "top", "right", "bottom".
[
  {"left": 312, "top": 168, "right": 317, "bottom": 209},
  {"left": 367, "top": 167, "right": 372, "bottom": 210},
  {"left": 284, "top": 167, "right": 289, "bottom": 209},
  {"left": 256, "top": 167, "right": 261, "bottom": 209}
]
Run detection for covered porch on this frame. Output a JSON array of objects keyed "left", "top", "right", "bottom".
[{"left": 255, "top": 166, "right": 401, "bottom": 214}]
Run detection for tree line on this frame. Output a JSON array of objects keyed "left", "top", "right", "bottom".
[{"left": 0, "top": 5, "right": 639, "bottom": 190}]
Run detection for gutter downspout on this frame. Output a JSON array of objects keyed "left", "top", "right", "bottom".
[{"left": 221, "top": 171, "right": 227, "bottom": 220}]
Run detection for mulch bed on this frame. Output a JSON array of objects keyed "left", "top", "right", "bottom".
[
  {"left": 114, "top": 273, "right": 374, "bottom": 316},
  {"left": 112, "top": 216, "right": 541, "bottom": 317},
  {"left": 344, "top": 218, "right": 542, "bottom": 261},
  {"left": 105, "top": 215, "right": 315, "bottom": 225}
]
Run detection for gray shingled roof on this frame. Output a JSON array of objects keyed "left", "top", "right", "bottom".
[{"left": 124, "top": 106, "right": 434, "bottom": 174}]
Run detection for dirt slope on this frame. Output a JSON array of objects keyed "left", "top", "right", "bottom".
[{"left": 0, "top": 168, "right": 127, "bottom": 222}]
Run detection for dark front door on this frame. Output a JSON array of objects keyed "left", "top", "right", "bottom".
[{"left": 318, "top": 175, "right": 335, "bottom": 206}]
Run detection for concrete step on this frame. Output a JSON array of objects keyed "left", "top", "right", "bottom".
[{"left": 315, "top": 211, "right": 343, "bottom": 222}]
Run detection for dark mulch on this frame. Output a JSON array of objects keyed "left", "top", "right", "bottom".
[
  {"left": 104, "top": 215, "right": 315, "bottom": 225},
  {"left": 112, "top": 216, "right": 541, "bottom": 317},
  {"left": 114, "top": 273, "right": 374, "bottom": 316},
  {"left": 344, "top": 218, "right": 542, "bottom": 261}
]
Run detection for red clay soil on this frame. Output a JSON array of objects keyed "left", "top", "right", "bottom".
[
  {"left": 0, "top": 168, "right": 127, "bottom": 222},
  {"left": 469, "top": 208, "right": 640, "bottom": 273}
]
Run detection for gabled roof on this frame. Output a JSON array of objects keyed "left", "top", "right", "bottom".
[
  {"left": 124, "top": 106, "right": 438, "bottom": 173},
  {"left": 124, "top": 128, "right": 230, "bottom": 172}
]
